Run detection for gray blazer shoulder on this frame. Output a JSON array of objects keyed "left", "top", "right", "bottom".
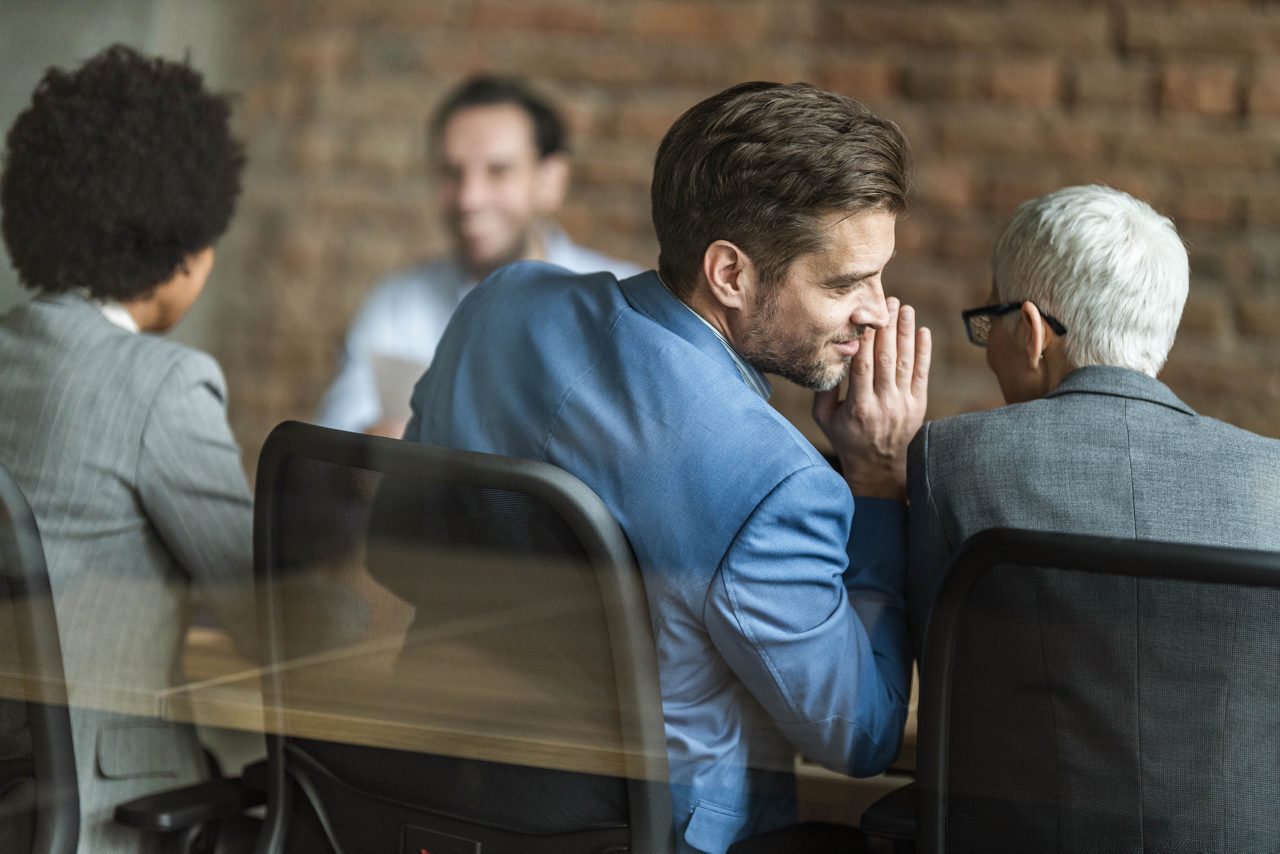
[{"left": 0, "top": 293, "right": 255, "bottom": 854}]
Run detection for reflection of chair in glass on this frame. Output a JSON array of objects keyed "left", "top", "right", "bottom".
[
  {"left": 862, "top": 528, "right": 1280, "bottom": 853},
  {"left": 0, "top": 462, "right": 262, "bottom": 854},
  {"left": 0, "top": 462, "right": 78, "bottom": 854},
  {"left": 252, "top": 420, "right": 673, "bottom": 853}
]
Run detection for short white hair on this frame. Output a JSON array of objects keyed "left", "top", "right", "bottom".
[{"left": 993, "top": 184, "right": 1189, "bottom": 376}]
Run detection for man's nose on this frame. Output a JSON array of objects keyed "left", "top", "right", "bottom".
[
  {"left": 859, "top": 281, "right": 891, "bottom": 330},
  {"left": 455, "top": 170, "right": 490, "bottom": 210}
]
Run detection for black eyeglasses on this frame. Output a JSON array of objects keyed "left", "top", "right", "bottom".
[{"left": 961, "top": 302, "right": 1068, "bottom": 347}]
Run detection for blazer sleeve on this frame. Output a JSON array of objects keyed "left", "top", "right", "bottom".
[
  {"left": 702, "top": 463, "right": 911, "bottom": 777},
  {"left": 906, "top": 423, "right": 954, "bottom": 661},
  {"left": 137, "top": 351, "right": 257, "bottom": 658}
]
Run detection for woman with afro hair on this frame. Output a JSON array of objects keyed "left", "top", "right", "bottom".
[{"left": 0, "top": 44, "right": 256, "bottom": 853}]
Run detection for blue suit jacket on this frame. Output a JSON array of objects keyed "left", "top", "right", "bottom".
[{"left": 407, "top": 264, "right": 911, "bottom": 853}]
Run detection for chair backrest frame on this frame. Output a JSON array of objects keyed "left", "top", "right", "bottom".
[
  {"left": 252, "top": 420, "right": 672, "bottom": 853},
  {"left": 917, "top": 527, "right": 1280, "bottom": 853},
  {"left": 0, "top": 465, "right": 78, "bottom": 854}
]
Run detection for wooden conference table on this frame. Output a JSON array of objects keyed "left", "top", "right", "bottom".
[
  {"left": 1, "top": 590, "right": 916, "bottom": 787},
  {"left": 169, "top": 624, "right": 918, "bottom": 779}
]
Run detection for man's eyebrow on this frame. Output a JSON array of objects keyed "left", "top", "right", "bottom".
[
  {"left": 822, "top": 252, "right": 896, "bottom": 287},
  {"left": 821, "top": 270, "right": 876, "bottom": 288}
]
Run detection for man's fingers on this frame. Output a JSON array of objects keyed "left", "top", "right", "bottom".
[
  {"left": 873, "top": 297, "right": 900, "bottom": 395},
  {"left": 850, "top": 325, "right": 876, "bottom": 403},
  {"left": 912, "top": 325, "right": 932, "bottom": 401},
  {"left": 896, "top": 303, "right": 916, "bottom": 391}
]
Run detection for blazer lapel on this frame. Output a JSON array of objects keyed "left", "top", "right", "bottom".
[{"left": 617, "top": 271, "right": 769, "bottom": 395}]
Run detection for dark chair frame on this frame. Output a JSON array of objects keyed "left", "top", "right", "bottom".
[
  {"left": 0, "top": 465, "right": 79, "bottom": 854},
  {"left": 250, "top": 420, "right": 674, "bottom": 853},
  {"left": 879, "top": 527, "right": 1280, "bottom": 853}
]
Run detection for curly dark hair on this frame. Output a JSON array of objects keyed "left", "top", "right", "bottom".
[{"left": 0, "top": 44, "right": 245, "bottom": 300}]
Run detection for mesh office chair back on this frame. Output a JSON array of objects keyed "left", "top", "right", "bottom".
[
  {"left": 252, "top": 421, "right": 672, "bottom": 854},
  {"left": 916, "top": 528, "right": 1280, "bottom": 854},
  {"left": 0, "top": 463, "right": 78, "bottom": 854}
]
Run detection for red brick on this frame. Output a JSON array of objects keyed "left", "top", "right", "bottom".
[
  {"left": 610, "top": 93, "right": 699, "bottom": 139},
  {"left": 1077, "top": 170, "right": 1162, "bottom": 208},
  {"left": 220, "top": 0, "right": 1280, "bottom": 449},
  {"left": 349, "top": 127, "right": 421, "bottom": 179},
  {"left": 1246, "top": 64, "right": 1280, "bottom": 116},
  {"left": 985, "top": 174, "right": 1067, "bottom": 215},
  {"left": 283, "top": 32, "right": 356, "bottom": 78},
  {"left": 1039, "top": 117, "right": 1106, "bottom": 163},
  {"left": 1177, "top": 288, "right": 1233, "bottom": 338},
  {"left": 1124, "top": 8, "right": 1280, "bottom": 57},
  {"left": 1237, "top": 297, "right": 1280, "bottom": 338},
  {"left": 308, "top": 0, "right": 462, "bottom": 29},
  {"left": 630, "top": 1, "right": 772, "bottom": 45},
  {"left": 937, "top": 111, "right": 1041, "bottom": 159},
  {"left": 903, "top": 59, "right": 981, "bottom": 101},
  {"left": 1072, "top": 62, "right": 1158, "bottom": 111},
  {"left": 1113, "top": 128, "right": 1277, "bottom": 171},
  {"left": 816, "top": 57, "right": 899, "bottom": 102},
  {"left": 469, "top": 1, "right": 611, "bottom": 33},
  {"left": 1170, "top": 188, "right": 1240, "bottom": 228},
  {"left": 986, "top": 59, "right": 1061, "bottom": 107},
  {"left": 1245, "top": 188, "right": 1280, "bottom": 227},
  {"left": 1160, "top": 64, "right": 1240, "bottom": 117},
  {"left": 936, "top": 223, "right": 999, "bottom": 263},
  {"left": 819, "top": 3, "right": 1110, "bottom": 54},
  {"left": 915, "top": 162, "right": 976, "bottom": 212},
  {"left": 291, "top": 128, "right": 341, "bottom": 175}
]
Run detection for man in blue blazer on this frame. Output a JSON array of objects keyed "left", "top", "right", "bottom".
[{"left": 407, "top": 82, "right": 931, "bottom": 853}]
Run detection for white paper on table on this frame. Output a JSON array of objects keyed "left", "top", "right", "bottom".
[{"left": 372, "top": 353, "right": 429, "bottom": 422}]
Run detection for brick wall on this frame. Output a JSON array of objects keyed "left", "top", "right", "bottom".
[{"left": 214, "top": 0, "right": 1280, "bottom": 466}]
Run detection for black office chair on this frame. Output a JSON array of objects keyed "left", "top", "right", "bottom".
[
  {"left": 0, "top": 463, "right": 78, "bottom": 854},
  {"left": 862, "top": 527, "right": 1280, "bottom": 853},
  {"left": 250, "top": 421, "right": 674, "bottom": 853}
]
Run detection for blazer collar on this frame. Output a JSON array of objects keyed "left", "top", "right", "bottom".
[
  {"left": 618, "top": 271, "right": 771, "bottom": 397},
  {"left": 1047, "top": 365, "right": 1196, "bottom": 416}
]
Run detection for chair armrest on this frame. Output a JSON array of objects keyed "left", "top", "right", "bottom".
[
  {"left": 728, "top": 820, "right": 866, "bottom": 853},
  {"left": 0, "top": 757, "right": 33, "bottom": 798},
  {"left": 859, "top": 782, "right": 916, "bottom": 840},
  {"left": 238, "top": 759, "right": 268, "bottom": 792},
  {"left": 113, "top": 776, "right": 266, "bottom": 833}
]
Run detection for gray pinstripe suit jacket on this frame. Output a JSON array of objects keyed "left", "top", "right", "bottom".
[
  {"left": 906, "top": 365, "right": 1280, "bottom": 852},
  {"left": 0, "top": 293, "right": 256, "bottom": 854}
]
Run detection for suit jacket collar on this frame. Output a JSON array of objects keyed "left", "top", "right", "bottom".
[
  {"left": 618, "top": 271, "right": 771, "bottom": 398},
  {"left": 1047, "top": 365, "right": 1195, "bottom": 416}
]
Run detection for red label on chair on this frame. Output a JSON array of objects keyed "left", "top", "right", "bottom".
[{"left": 402, "top": 825, "right": 481, "bottom": 854}]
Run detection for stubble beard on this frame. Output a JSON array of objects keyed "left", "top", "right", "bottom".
[
  {"left": 454, "top": 219, "right": 534, "bottom": 280},
  {"left": 739, "top": 291, "right": 854, "bottom": 393}
]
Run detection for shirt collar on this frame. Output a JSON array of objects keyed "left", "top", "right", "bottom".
[
  {"left": 75, "top": 290, "right": 139, "bottom": 333},
  {"left": 659, "top": 276, "right": 771, "bottom": 401}
]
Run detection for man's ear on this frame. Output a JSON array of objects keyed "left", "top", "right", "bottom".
[
  {"left": 701, "top": 240, "right": 754, "bottom": 311},
  {"left": 534, "top": 153, "right": 570, "bottom": 212},
  {"left": 1017, "top": 300, "right": 1048, "bottom": 368}
]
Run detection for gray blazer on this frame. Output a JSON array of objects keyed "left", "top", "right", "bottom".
[
  {"left": 0, "top": 293, "right": 256, "bottom": 854},
  {"left": 906, "top": 365, "right": 1280, "bottom": 851}
]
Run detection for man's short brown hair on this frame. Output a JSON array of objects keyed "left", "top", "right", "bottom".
[{"left": 651, "top": 81, "right": 911, "bottom": 297}]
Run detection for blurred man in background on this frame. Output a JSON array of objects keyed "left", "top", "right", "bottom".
[{"left": 316, "top": 74, "right": 642, "bottom": 436}]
